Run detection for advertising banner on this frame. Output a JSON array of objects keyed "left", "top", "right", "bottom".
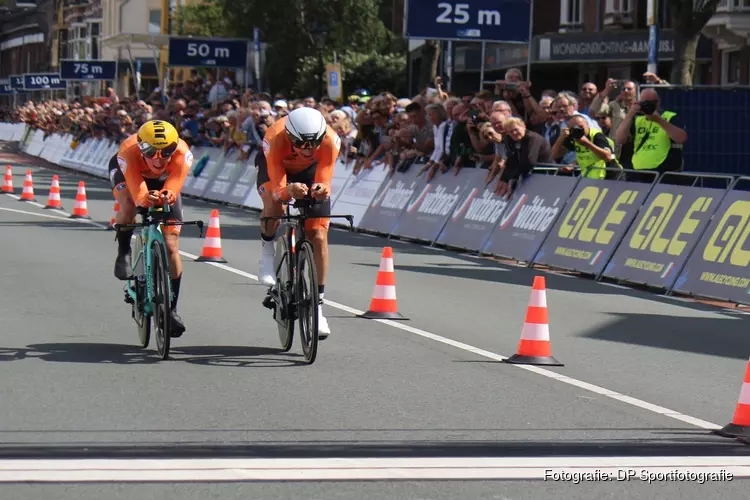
[
  {"left": 435, "top": 169, "right": 506, "bottom": 250},
  {"left": 483, "top": 174, "right": 578, "bottom": 262},
  {"left": 603, "top": 183, "right": 726, "bottom": 288},
  {"left": 357, "top": 164, "right": 425, "bottom": 234},
  {"left": 391, "top": 168, "right": 478, "bottom": 242},
  {"left": 329, "top": 157, "right": 354, "bottom": 206},
  {"left": 331, "top": 161, "right": 391, "bottom": 228},
  {"left": 183, "top": 148, "right": 224, "bottom": 197},
  {"left": 533, "top": 178, "right": 654, "bottom": 275},
  {"left": 204, "top": 149, "right": 244, "bottom": 202},
  {"left": 672, "top": 188, "right": 750, "bottom": 304},
  {"left": 224, "top": 152, "right": 258, "bottom": 206}
]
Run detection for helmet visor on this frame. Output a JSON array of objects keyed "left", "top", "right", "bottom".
[{"left": 139, "top": 141, "right": 178, "bottom": 159}]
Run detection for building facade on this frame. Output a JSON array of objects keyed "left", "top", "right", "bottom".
[
  {"left": 446, "top": 0, "right": 718, "bottom": 95},
  {"left": 703, "top": 0, "right": 750, "bottom": 85}
]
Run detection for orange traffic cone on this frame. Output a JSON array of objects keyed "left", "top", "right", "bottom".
[
  {"left": 359, "top": 247, "right": 408, "bottom": 320},
  {"left": 196, "top": 209, "right": 227, "bottom": 263},
  {"left": 44, "top": 175, "right": 64, "bottom": 209},
  {"left": 19, "top": 169, "right": 36, "bottom": 201},
  {"left": 2, "top": 165, "right": 13, "bottom": 193},
  {"left": 714, "top": 357, "right": 750, "bottom": 438},
  {"left": 108, "top": 200, "right": 119, "bottom": 230},
  {"left": 69, "top": 181, "right": 91, "bottom": 219},
  {"left": 503, "top": 276, "right": 563, "bottom": 366}
]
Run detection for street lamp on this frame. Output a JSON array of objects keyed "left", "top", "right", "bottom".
[{"left": 309, "top": 23, "right": 329, "bottom": 101}]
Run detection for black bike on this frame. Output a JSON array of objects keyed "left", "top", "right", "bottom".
[{"left": 261, "top": 194, "right": 353, "bottom": 364}]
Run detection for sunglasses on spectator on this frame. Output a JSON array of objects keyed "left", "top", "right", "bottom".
[{"left": 139, "top": 141, "right": 178, "bottom": 158}]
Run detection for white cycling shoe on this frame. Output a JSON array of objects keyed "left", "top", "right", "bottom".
[
  {"left": 318, "top": 303, "right": 330, "bottom": 340},
  {"left": 258, "top": 251, "right": 276, "bottom": 286}
]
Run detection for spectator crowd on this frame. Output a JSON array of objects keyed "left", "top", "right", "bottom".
[{"left": 5, "top": 68, "right": 687, "bottom": 196}]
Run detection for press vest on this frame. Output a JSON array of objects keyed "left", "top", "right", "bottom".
[
  {"left": 631, "top": 111, "right": 679, "bottom": 171},
  {"left": 573, "top": 129, "right": 620, "bottom": 180}
]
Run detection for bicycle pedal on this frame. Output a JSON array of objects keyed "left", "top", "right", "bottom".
[{"left": 262, "top": 295, "right": 276, "bottom": 310}]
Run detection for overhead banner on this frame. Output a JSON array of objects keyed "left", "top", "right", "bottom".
[
  {"left": 672, "top": 188, "right": 750, "bottom": 304},
  {"left": 357, "top": 164, "right": 425, "bottom": 235},
  {"left": 533, "top": 179, "right": 654, "bottom": 275},
  {"left": 483, "top": 174, "right": 579, "bottom": 262},
  {"left": 391, "top": 168, "right": 479, "bottom": 242},
  {"left": 603, "top": 183, "right": 727, "bottom": 289},
  {"left": 436, "top": 169, "right": 508, "bottom": 250}
]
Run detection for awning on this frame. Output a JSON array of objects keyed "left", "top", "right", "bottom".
[{"left": 101, "top": 33, "right": 170, "bottom": 50}]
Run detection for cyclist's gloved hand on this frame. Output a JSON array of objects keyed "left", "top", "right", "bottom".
[
  {"left": 139, "top": 190, "right": 162, "bottom": 207},
  {"left": 286, "top": 182, "right": 308, "bottom": 200},
  {"left": 311, "top": 183, "right": 330, "bottom": 200},
  {"left": 161, "top": 189, "right": 177, "bottom": 205}
]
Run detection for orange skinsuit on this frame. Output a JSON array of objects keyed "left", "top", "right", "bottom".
[
  {"left": 116, "top": 133, "right": 192, "bottom": 234},
  {"left": 261, "top": 117, "right": 340, "bottom": 231}
]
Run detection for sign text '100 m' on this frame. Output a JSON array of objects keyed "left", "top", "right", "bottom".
[
  {"left": 29, "top": 76, "right": 61, "bottom": 86},
  {"left": 436, "top": 3, "right": 502, "bottom": 26}
]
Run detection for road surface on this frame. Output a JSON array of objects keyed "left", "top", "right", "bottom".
[{"left": 1, "top": 153, "right": 750, "bottom": 499}]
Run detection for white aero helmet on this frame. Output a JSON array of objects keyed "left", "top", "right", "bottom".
[{"left": 285, "top": 107, "right": 327, "bottom": 149}]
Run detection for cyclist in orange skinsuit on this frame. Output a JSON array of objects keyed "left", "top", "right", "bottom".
[
  {"left": 108, "top": 120, "right": 193, "bottom": 337},
  {"left": 256, "top": 107, "right": 341, "bottom": 339}
]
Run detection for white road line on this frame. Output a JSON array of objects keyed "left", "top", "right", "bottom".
[
  {"left": 0, "top": 193, "right": 724, "bottom": 432},
  {"left": 0, "top": 456, "right": 746, "bottom": 482}
]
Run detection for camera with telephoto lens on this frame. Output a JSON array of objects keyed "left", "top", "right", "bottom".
[
  {"left": 639, "top": 100, "right": 657, "bottom": 115},
  {"left": 570, "top": 125, "right": 585, "bottom": 140}
]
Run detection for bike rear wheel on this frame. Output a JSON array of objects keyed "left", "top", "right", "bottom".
[
  {"left": 274, "top": 235, "right": 294, "bottom": 351},
  {"left": 296, "top": 240, "right": 319, "bottom": 364},
  {"left": 132, "top": 233, "right": 150, "bottom": 348},
  {"left": 151, "top": 239, "right": 172, "bottom": 360}
]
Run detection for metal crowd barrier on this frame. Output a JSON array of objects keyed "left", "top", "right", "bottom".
[{"left": 6, "top": 123, "right": 750, "bottom": 307}]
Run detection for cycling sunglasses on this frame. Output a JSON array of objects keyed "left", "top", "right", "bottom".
[
  {"left": 289, "top": 136, "right": 322, "bottom": 151},
  {"left": 139, "top": 141, "right": 178, "bottom": 159}
]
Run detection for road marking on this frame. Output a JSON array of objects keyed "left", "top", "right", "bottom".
[
  {"left": 0, "top": 456, "right": 746, "bottom": 482},
  {"left": 0, "top": 189, "right": 724, "bottom": 432}
]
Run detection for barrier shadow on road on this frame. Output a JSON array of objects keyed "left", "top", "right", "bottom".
[
  {"left": 580, "top": 312, "right": 750, "bottom": 360},
  {"left": 0, "top": 343, "right": 308, "bottom": 368},
  {"left": 349, "top": 258, "right": 750, "bottom": 319},
  {"left": 0, "top": 435, "right": 747, "bottom": 459}
]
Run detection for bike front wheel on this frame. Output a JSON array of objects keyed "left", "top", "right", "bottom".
[
  {"left": 296, "top": 240, "right": 319, "bottom": 364},
  {"left": 151, "top": 239, "right": 172, "bottom": 360},
  {"left": 132, "top": 233, "right": 150, "bottom": 348},
  {"left": 274, "top": 235, "right": 294, "bottom": 351}
]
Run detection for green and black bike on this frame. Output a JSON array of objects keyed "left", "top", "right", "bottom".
[
  {"left": 261, "top": 193, "right": 353, "bottom": 364},
  {"left": 116, "top": 198, "right": 204, "bottom": 360}
]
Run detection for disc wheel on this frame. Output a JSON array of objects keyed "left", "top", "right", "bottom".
[
  {"left": 274, "top": 236, "right": 294, "bottom": 352},
  {"left": 151, "top": 240, "right": 172, "bottom": 360},
  {"left": 296, "top": 241, "right": 319, "bottom": 364},
  {"left": 132, "top": 233, "right": 151, "bottom": 348}
]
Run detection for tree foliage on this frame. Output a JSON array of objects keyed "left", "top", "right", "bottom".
[
  {"left": 668, "top": 0, "right": 721, "bottom": 85},
  {"left": 292, "top": 51, "right": 407, "bottom": 98},
  {"left": 203, "top": 0, "right": 398, "bottom": 95},
  {"left": 173, "top": 0, "right": 229, "bottom": 37}
]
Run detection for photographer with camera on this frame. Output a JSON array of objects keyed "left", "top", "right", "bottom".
[
  {"left": 614, "top": 88, "right": 687, "bottom": 183},
  {"left": 551, "top": 115, "right": 621, "bottom": 180}
]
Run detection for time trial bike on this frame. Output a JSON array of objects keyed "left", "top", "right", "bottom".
[
  {"left": 115, "top": 197, "right": 204, "bottom": 360},
  {"left": 261, "top": 192, "right": 353, "bottom": 364}
]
